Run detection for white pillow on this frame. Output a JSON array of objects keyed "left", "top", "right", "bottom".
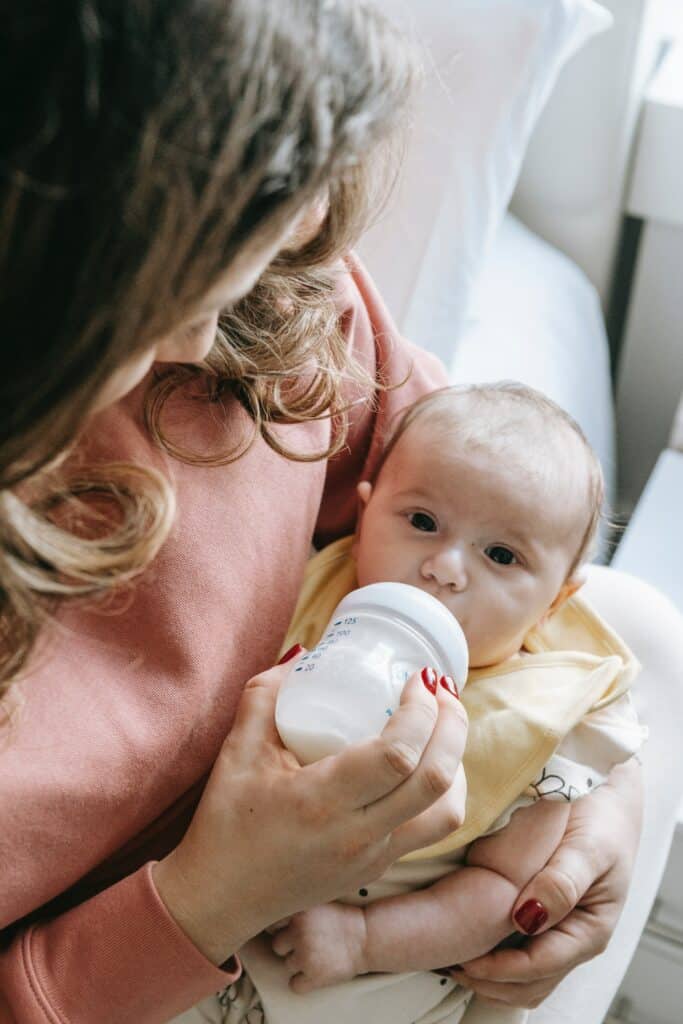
[
  {"left": 449, "top": 213, "right": 616, "bottom": 538},
  {"left": 357, "top": 0, "right": 612, "bottom": 364}
]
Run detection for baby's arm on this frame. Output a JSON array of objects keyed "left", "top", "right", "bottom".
[
  {"left": 272, "top": 798, "right": 570, "bottom": 990},
  {"left": 363, "top": 798, "right": 570, "bottom": 973}
]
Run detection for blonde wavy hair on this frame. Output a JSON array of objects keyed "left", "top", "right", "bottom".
[{"left": 0, "top": 0, "right": 418, "bottom": 698}]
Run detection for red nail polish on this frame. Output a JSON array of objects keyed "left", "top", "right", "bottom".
[
  {"left": 439, "top": 675, "right": 459, "bottom": 699},
  {"left": 277, "top": 643, "right": 304, "bottom": 665},
  {"left": 421, "top": 666, "right": 437, "bottom": 693},
  {"left": 514, "top": 899, "right": 548, "bottom": 935}
]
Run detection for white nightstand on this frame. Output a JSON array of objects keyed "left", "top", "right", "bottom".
[
  {"left": 612, "top": 449, "right": 683, "bottom": 609},
  {"left": 608, "top": 449, "right": 683, "bottom": 1024}
]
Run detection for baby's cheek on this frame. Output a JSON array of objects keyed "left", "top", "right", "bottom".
[{"left": 466, "top": 613, "right": 527, "bottom": 668}]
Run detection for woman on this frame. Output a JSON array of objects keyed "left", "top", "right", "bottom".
[{"left": 0, "top": 2, "right": 644, "bottom": 1021}]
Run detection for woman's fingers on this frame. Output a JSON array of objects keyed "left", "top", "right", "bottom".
[
  {"left": 230, "top": 660, "right": 465, "bottom": 845},
  {"left": 222, "top": 657, "right": 304, "bottom": 764},
  {"left": 298, "top": 668, "right": 464, "bottom": 865},
  {"left": 453, "top": 910, "right": 600, "bottom": 1009},
  {"left": 386, "top": 760, "right": 467, "bottom": 857},
  {"left": 449, "top": 969, "right": 557, "bottom": 1010},
  {"left": 387, "top": 781, "right": 464, "bottom": 857},
  {"left": 311, "top": 667, "right": 444, "bottom": 810},
  {"left": 371, "top": 675, "right": 468, "bottom": 850},
  {"left": 510, "top": 840, "right": 600, "bottom": 935},
  {"left": 510, "top": 764, "right": 639, "bottom": 938},
  {"left": 456, "top": 931, "right": 575, "bottom": 985}
]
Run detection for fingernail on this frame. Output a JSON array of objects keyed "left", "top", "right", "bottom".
[
  {"left": 439, "top": 675, "right": 459, "bottom": 699},
  {"left": 421, "top": 666, "right": 438, "bottom": 693},
  {"left": 514, "top": 899, "right": 548, "bottom": 935},
  {"left": 277, "top": 643, "right": 304, "bottom": 665}
]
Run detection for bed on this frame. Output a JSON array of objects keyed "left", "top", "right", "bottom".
[{"left": 357, "top": 2, "right": 683, "bottom": 1021}]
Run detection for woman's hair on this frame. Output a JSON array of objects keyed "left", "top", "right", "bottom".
[
  {"left": 0, "top": 0, "right": 418, "bottom": 697},
  {"left": 377, "top": 382, "right": 606, "bottom": 577}
]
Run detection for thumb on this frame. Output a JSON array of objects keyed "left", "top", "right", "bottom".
[{"left": 512, "top": 840, "right": 598, "bottom": 935}]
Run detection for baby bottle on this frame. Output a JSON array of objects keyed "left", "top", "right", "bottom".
[{"left": 275, "top": 582, "right": 469, "bottom": 764}]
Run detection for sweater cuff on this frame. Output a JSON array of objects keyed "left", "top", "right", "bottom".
[{"left": 18, "top": 863, "right": 240, "bottom": 1023}]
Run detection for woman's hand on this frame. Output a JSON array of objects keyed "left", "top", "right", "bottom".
[
  {"left": 153, "top": 658, "right": 468, "bottom": 967},
  {"left": 449, "top": 758, "right": 643, "bottom": 1009}
]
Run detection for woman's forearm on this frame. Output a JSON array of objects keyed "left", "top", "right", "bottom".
[{"left": 0, "top": 864, "right": 234, "bottom": 1024}]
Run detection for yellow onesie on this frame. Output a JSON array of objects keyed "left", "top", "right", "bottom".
[{"left": 279, "top": 535, "right": 640, "bottom": 856}]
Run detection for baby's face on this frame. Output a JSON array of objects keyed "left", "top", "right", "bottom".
[{"left": 353, "top": 420, "right": 588, "bottom": 668}]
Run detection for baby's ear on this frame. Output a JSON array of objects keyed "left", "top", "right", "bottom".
[
  {"left": 351, "top": 481, "right": 373, "bottom": 558},
  {"left": 546, "top": 566, "right": 588, "bottom": 619}
]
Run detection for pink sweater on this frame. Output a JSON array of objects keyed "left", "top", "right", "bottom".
[{"left": 0, "top": 256, "right": 446, "bottom": 1023}]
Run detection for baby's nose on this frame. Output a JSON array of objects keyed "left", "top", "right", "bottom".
[{"left": 423, "top": 547, "right": 468, "bottom": 591}]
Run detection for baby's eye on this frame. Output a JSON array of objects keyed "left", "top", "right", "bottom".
[
  {"left": 409, "top": 512, "right": 437, "bottom": 533},
  {"left": 485, "top": 545, "right": 518, "bottom": 566}
]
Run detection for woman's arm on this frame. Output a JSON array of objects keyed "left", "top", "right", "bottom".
[
  {"left": 0, "top": 863, "right": 237, "bottom": 1024},
  {"left": 0, "top": 661, "right": 467, "bottom": 1023},
  {"left": 0, "top": 257, "right": 452, "bottom": 1024},
  {"left": 153, "top": 664, "right": 467, "bottom": 966},
  {"left": 271, "top": 799, "right": 570, "bottom": 989}
]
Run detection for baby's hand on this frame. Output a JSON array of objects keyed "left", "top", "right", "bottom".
[{"left": 269, "top": 903, "right": 368, "bottom": 992}]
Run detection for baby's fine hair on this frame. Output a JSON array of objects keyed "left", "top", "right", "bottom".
[{"left": 379, "top": 382, "right": 605, "bottom": 577}]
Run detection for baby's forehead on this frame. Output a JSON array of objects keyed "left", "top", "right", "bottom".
[
  {"left": 387, "top": 404, "right": 593, "bottom": 535},
  {"left": 396, "top": 400, "right": 584, "bottom": 469}
]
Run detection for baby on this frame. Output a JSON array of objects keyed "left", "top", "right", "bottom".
[{"left": 228, "top": 383, "right": 643, "bottom": 1024}]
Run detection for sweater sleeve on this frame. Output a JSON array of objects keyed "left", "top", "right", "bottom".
[
  {"left": 314, "top": 252, "right": 448, "bottom": 547},
  {"left": 0, "top": 863, "right": 237, "bottom": 1024}
]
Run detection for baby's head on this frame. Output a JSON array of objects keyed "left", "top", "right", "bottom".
[{"left": 352, "top": 383, "right": 604, "bottom": 668}]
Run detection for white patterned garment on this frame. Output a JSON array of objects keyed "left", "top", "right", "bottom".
[{"left": 167, "top": 975, "right": 264, "bottom": 1024}]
